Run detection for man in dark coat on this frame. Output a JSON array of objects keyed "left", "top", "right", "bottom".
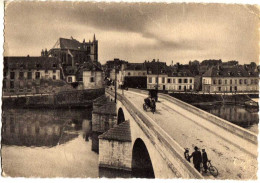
[
  {"left": 202, "top": 149, "right": 208, "bottom": 173},
  {"left": 190, "top": 146, "right": 202, "bottom": 172}
]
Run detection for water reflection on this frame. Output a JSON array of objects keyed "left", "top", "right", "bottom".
[
  {"left": 195, "top": 104, "right": 259, "bottom": 130},
  {"left": 2, "top": 109, "right": 92, "bottom": 147}
]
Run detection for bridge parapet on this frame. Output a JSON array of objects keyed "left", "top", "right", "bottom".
[{"left": 106, "top": 89, "right": 203, "bottom": 179}]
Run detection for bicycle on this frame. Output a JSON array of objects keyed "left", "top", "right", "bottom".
[{"left": 201, "top": 160, "right": 218, "bottom": 177}]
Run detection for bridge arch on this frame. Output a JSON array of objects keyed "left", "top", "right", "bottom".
[
  {"left": 117, "top": 107, "right": 125, "bottom": 125},
  {"left": 132, "top": 138, "right": 155, "bottom": 178}
]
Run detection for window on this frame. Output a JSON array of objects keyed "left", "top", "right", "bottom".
[
  {"left": 35, "top": 72, "right": 40, "bottom": 79},
  {"left": 203, "top": 79, "right": 206, "bottom": 84},
  {"left": 53, "top": 70, "right": 56, "bottom": 73},
  {"left": 190, "top": 79, "right": 192, "bottom": 83},
  {"left": 53, "top": 64, "right": 57, "bottom": 68},
  {"left": 162, "top": 77, "right": 165, "bottom": 83},
  {"left": 143, "top": 72, "right": 146, "bottom": 76},
  {"left": 239, "top": 79, "right": 242, "bottom": 85},
  {"left": 27, "top": 72, "right": 32, "bottom": 79},
  {"left": 235, "top": 79, "right": 237, "bottom": 84},
  {"left": 10, "top": 72, "right": 15, "bottom": 80},
  {"left": 128, "top": 72, "right": 131, "bottom": 76},
  {"left": 90, "top": 77, "right": 95, "bottom": 82},
  {"left": 178, "top": 79, "right": 182, "bottom": 83},
  {"left": 155, "top": 77, "right": 158, "bottom": 83},
  {"left": 251, "top": 79, "right": 254, "bottom": 84},
  {"left": 218, "top": 79, "right": 222, "bottom": 85},
  {"left": 224, "top": 80, "right": 227, "bottom": 84},
  {"left": 3, "top": 80, "right": 6, "bottom": 89},
  {"left": 168, "top": 78, "right": 171, "bottom": 83},
  {"left": 190, "top": 85, "right": 192, "bottom": 90},
  {"left": 68, "top": 77, "right": 72, "bottom": 83},
  {"left": 213, "top": 79, "right": 216, "bottom": 85},
  {"left": 53, "top": 75, "right": 56, "bottom": 80},
  {"left": 149, "top": 77, "right": 152, "bottom": 83},
  {"left": 45, "top": 70, "right": 48, "bottom": 74},
  {"left": 184, "top": 79, "right": 188, "bottom": 83},
  {"left": 19, "top": 72, "right": 24, "bottom": 79},
  {"left": 255, "top": 79, "right": 258, "bottom": 84},
  {"left": 244, "top": 79, "right": 247, "bottom": 84},
  {"left": 179, "top": 86, "right": 182, "bottom": 90},
  {"left": 10, "top": 81, "right": 14, "bottom": 89},
  {"left": 230, "top": 79, "right": 232, "bottom": 84},
  {"left": 173, "top": 79, "right": 175, "bottom": 83},
  {"left": 218, "top": 87, "right": 221, "bottom": 91}
]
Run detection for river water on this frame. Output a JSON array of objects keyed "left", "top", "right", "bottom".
[
  {"left": 1, "top": 108, "right": 100, "bottom": 177},
  {"left": 194, "top": 104, "right": 259, "bottom": 134}
]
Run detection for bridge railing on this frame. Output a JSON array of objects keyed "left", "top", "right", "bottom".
[{"left": 106, "top": 89, "right": 203, "bottom": 179}]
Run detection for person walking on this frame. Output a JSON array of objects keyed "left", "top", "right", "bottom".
[
  {"left": 202, "top": 149, "right": 208, "bottom": 173},
  {"left": 190, "top": 146, "right": 202, "bottom": 172}
]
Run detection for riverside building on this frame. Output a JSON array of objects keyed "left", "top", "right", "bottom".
[{"left": 202, "top": 66, "right": 259, "bottom": 93}]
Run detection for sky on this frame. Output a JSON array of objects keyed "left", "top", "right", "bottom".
[{"left": 4, "top": 1, "right": 259, "bottom": 65}]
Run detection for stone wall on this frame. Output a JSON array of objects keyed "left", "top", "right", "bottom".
[{"left": 99, "top": 140, "right": 132, "bottom": 171}]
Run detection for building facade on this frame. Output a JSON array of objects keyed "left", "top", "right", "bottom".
[
  {"left": 147, "top": 70, "right": 194, "bottom": 91},
  {"left": 3, "top": 56, "right": 60, "bottom": 95},
  {"left": 82, "top": 63, "right": 103, "bottom": 89},
  {"left": 202, "top": 66, "right": 259, "bottom": 93}
]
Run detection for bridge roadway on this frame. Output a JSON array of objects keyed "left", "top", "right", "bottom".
[{"left": 117, "top": 89, "right": 257, "bottom": 180}]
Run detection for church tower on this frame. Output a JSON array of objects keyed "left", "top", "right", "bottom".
[{"left": 91, "top": 34, "right": 98, "bottom": 62}]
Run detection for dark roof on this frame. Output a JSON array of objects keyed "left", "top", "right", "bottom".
[
  {"left": 60, "top": 38, "right": 82, "bottom": 50},
  {"left": 92, "top": 102, "right": 117, "bottom": 115},
  {"left": 99, "top": 120, "right": 131, "bottom": 142},
  {"left": 59, "top": 38, "right": 92, "bottom": 50},
  {"left": 4, "top": 56, "right": 59, "bottom": 70},
  {"left": 82, "top": 62, "right": 103, "bottom": 72},
  {"left": 167, "top": 69, "right": 194, "bottom": 77},
  {"left": 125, "top": 63, "right": 146, "bottom": 70},
  {"left": 203, "top": 66, "right": 258, "bottom": 77},
  {"left": 145, "top": 61, "right": 167, "bottom": 75}
]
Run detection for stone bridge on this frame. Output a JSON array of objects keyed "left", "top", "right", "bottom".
[{"left": 94, "top": 89, "right": 257, "bottom": 179}]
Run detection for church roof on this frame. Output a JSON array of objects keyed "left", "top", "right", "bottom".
[{"left": 99, "top": 120, "right": 131, "bottom": 142}]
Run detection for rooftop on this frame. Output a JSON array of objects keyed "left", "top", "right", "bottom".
[
  {"left": 203, "top": 66, "right": 258, "bottom": 77},
  {"left": 4, "top": 56, "right": 59, "bottom": 70},
  {"left": 99, "top": 120, "right": 131, "bottom": 142}
]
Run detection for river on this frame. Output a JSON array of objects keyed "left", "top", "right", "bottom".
[
  {"left": 194, "top": 104, "right": 259, "bottom": 134},
  {"left": 1, "top": 108, "right": 100, "bottom": 177}
]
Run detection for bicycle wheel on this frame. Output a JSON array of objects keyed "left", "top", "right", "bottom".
[{"left": 209, "top": 166, "right": 218, "bottom": 177}]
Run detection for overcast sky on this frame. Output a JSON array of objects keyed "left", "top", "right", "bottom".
[{"left": 4, "top": 2, "right": 259, "bottom": 65}]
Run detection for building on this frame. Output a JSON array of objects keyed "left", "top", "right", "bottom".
[
  {"left": 123, "top": 63, "right": 147, "bottom": 88},
  {"left": 82, "top": 62, "right": 104, "bottom": 89},
  {"left": 147, "top": 69, "right": 194, "bottom": 91},
  {"left": 48, "top": 35, "right": 98, "bottom": 82},
  {"left": 166, "top": 70, "right": 195, "bottom": 91},
  {"left": 3, "top": 56, "right": 60, "bottom": 95},
  {"left": 202, "top": 66, "right": 259, "bottom": 93}
]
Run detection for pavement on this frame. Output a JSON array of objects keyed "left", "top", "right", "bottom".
[{"left": 120, "top": 89, "right": 258, "bottom": 180}]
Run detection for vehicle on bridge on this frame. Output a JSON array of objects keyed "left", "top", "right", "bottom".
[{"left": 143, "top": 97, "right": 156, "bottom": 113}]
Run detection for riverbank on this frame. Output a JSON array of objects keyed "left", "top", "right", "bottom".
[{"left": 2, "top": 88, "right": 105, "bottom": 109}]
